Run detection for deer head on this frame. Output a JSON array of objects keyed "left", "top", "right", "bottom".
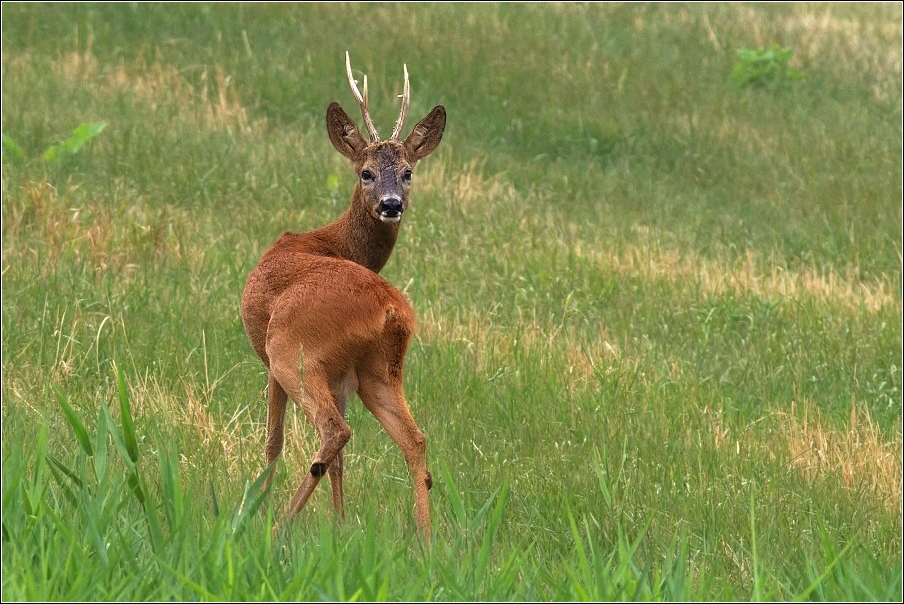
[{"left": 327, "top": 52, "right": 446, "bottom": 225}]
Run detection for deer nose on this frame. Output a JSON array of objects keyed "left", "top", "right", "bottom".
[{"left": 377, "top": 197, "right": 404, "bottom": 222}]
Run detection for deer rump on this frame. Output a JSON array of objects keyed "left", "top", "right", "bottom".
[{"left": 247, "top": 253, "right": 414, "bottom": 392}]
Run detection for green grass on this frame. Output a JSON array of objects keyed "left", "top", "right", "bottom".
[{"left": 2, "top": 3, "right": 901, "bottom": 600}]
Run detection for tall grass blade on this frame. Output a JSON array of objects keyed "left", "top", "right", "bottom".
[
  {"left": 792, "top": 539, "right": 855, "bottom": 601},
  {"left": 750, "top": 488, "right": 761, "bottom": 601},
  {"left": 439, "top": 459, "right": 467, "bottom": 530},
  {"left": 93, "top": 404, "right": 109, "bottom": 483},
  {"left": 22, "top": 424, "right": 49, "bottom": 519},
  {"left": 138, "top": 471, "right": 164, "bottom": 553},
  {"left": 155, "top": 557, "right": 218, "bottom": 601},
  {"left": 475, "top": 482, "right": 509, "bottom": 586},
  {"left": 232, "top": 461, "right": 275, "bottom": 538},
  {"left": 45, "top": 453, "right": 83, "bottom": 490},
  {"left": 210, "top": 480, "right": 220, "bottom": 518},
  {"left": 53, "top": 385, "right": 93, "bottom": 457},
  {"left": 45, "top": 454, "right": 80, "bottom": 507},
  {"left": 158, "top": 444, "right": 184, "bottom": 533},
  {"left": 661, "top": 532, "right": 689, "bottom": 600},
  {"left": 1, "top": 461, "right": 25, "bottom": 536},
  {"left": 567, "top": 510, "right": 592, "bottom": 600},
  {"left": 115, "top": 364, "right": 139, "bottom": 464},
  {"left": 100, "top": 401, "right": 130, "bottom": 470},
  {"left": 103, "top": 370, "right": 163, "bottom": 551}
]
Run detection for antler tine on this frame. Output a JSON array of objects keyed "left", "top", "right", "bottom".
[
  {"left": 345, "top": 51, "right": 380, "bottom": 142},
  {"left": 390, "top": 64, "right": 410, "bottom": 141}
]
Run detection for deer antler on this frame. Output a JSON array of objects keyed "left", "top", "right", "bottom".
[
  {"left": 390, "top": 64, "right": 410, "bottom": 141},
  {"left": 346, "top": 52, "right": 380, "bottom": 142}
]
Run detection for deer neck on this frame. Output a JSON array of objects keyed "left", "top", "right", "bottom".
[{"left": 326, "top": 193, "right": 400, "bottom": 273}]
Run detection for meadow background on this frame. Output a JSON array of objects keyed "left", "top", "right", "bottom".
[{"left": 2, "top": 3, "right": 901, "bottom": 600}]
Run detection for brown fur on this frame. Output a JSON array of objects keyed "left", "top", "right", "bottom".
[{"left": 240, "top": 74, "right": 445, "bottom": 540}]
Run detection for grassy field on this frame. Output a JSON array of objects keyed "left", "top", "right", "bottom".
[{"left": 2, "top": 3, "right": 901, "bottom": 600}]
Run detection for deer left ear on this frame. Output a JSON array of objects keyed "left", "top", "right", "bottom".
[
  {"left": 327, "top": 102, "right": 368, "bottom": 162},
  {"left": 404, "top": 105, "right": 446, "bottom": 163}
]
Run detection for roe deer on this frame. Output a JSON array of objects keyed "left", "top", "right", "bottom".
[{"left": 241, "top": 53, "right": 445, "bottom": 538}]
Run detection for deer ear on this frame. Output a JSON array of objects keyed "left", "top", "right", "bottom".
[
  {"left": 327, "top": 102, "right": 367, "bottom": 161},
  {"left": 403, "top": 105, "right": 446, "bottom": 163}
]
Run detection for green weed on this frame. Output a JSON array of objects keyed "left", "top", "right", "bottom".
[
  {"left": 2, "top": 122, "right": 106, "bottom": 164},
  {"left": 732, "top": 46, "right": 803, "bottom": 89}
]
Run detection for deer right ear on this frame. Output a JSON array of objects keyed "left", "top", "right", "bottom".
[{"left": 327, "top": 102, "right": 368, "bottom": 161}]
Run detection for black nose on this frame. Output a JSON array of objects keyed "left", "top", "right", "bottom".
[{"left": 378, "top": 197, "right": 403, "bottom": 218}]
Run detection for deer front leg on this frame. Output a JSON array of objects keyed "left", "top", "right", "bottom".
[
  {"left": 264, "top": 374, "right": 288, "bottom": 489},
  {"left": 358, "top": 378, "right": 431, "bottom": 541}
]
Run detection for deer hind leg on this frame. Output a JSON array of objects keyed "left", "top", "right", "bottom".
[
  {"left": 288, "top": 371, "right": 351, "bottom": 519},
  {"left": 357, "top": 375, "right": 431, "bottom": 539},
  {"left": 327, "top": 448, "right": 345, "bottom": 517},
  {"left": 326, "top": 387, "right": 349, "bottom": 517},
  {"left": 267, "top": 345, "right": 352, "bottom": 520}
]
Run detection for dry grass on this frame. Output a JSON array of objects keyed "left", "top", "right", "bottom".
[
  {"left": 417, "top": 154, "right": 517, "bottom": 214},
  {"left": 417, "top": 300, "right": 904, "bottom": 518},
  {"left": 122, "top": 365, "right": 262, "bottom": 480},
  {"left": 109, "top": 60, "right": 256, "bottom": 134},
  {"left": 701, "top": 3, "right": 902, "bottom": 103},
  {"left": 781, "top": 399, "right": 903, "bottom": 515},
  {"left": 572, "top": 243, "right": 901, "bottom": 314},
  {"left": 417, "top": 148, "right": 900, "bottom": 318},
  {"left": 1, "top": 178, "right": 187, "bottom": 280},
  {"left": 40, "top": 35, "right": 258, "bottom": 135},
  {"left": 777, "top": 5, "right": 901, "bottom": 103},
  {"left": 411, "top": 152, "right": 902, "bottom": 516}
]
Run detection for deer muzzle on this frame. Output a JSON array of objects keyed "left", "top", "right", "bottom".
[{"left": 377, "top": 197, "right": 404, "bottom": 223}]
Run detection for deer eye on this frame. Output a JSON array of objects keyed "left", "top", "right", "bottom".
[
  {"left": 402, "top": 169, "right": 412, "bottom": 182},
  {"left": 361, "top": 169, "right": 374, "bottom": 183}
]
